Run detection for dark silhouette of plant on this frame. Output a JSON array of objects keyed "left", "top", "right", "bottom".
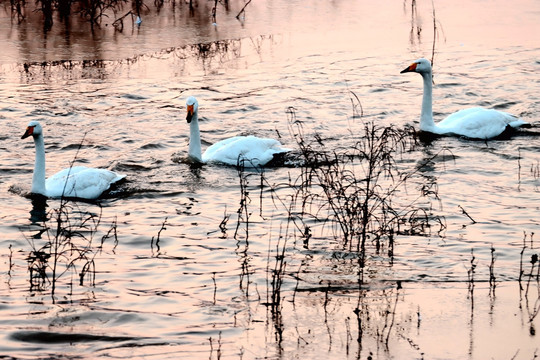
[
  {"left": 281, "top": 104, "right": 446, "bottom": 345},
  {"left": 518, "top": 232, "right": 540, "bottom": 335},
  {"left": 489, "top": 244, "right": 497, "bottom": 296},
  {"left": 25, "top": 198, "right": 118, "bottom": 302},
  {"left": 285, "top": 102, "right": 445, "bottom": 280},
  {"left": 224, "top": 96, "right": 447, "bottom": 352},
  {"left": 467, "top": 248, "right": 476, "bottom": 306},
  {"left": 267, "top": 226, "right": 287, "bottom": 346},
  {"left": 150, "top": 217, "right": 167, "bottom": 257}
]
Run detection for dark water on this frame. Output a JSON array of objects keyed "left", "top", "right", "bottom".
[{"left": 1, "top": 0, "right": 540, "bottom": 358}]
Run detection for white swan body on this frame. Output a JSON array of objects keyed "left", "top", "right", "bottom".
[
  {"left": 401, "top": 58, "right": 528, "bottom": 139},
  {"left": 21, "top": 121, "right": 125, "bottom": 199},
  {"left": 186, "top": 96, "right": 290, "bottom": 167}
]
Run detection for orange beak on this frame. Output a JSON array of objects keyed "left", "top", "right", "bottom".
[
  {"left": 400, "top": 62, "right": 417, "bottom": 74},
  {"left": 186, "top": 104, "right": 194, "bottom": 123},
  {"left": 21, "top": 125, "right": 35, "bottom": 139}
]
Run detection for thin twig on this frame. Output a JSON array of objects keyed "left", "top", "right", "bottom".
[
  {"left": 236, "top": 0, "right": 252, "bottom": 19},
  {"left": 458, "top": 205, "right": 476, "bottom": 224}
]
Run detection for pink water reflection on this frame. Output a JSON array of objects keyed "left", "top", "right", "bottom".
[{"left": 0, "top": 0, "right": 539, "bottom": 359}]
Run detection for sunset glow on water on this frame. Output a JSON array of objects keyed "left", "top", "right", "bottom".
[{"left": 1, "top": 0, "right": 540, "bottom": 358}]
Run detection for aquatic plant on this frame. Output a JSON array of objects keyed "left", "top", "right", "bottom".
[
  {"left": 407, "top": 0, "right": 421, "bottom": 47},
  {"left": 519, "top": 231, "right": 534, "bottom": 291},
  {"left": 285, "top": 102, "right": 444, "bottom": 276},
  {"left": 265, "top": 226, "right": 287, "bottom": 346},
  {"left": 489, "top": 244, "right": 497, "bottom": 296},
  {"left": 25, "top": 197, "right": 118, "bottom": 301},
  {"left": 218, "top": 208, "right": 230, "bottom": 239},
  {"left": 350, "top": 285, "right": 406, "bottom": 353},
  {"left": 228, "top": 94, "right": 447, "bottom": 352},
  {"left": 233, "top": 161, "right": 251, "bottom": 242},
  {"left": 150, "top": 217, "right": 168, "bottom": 257},
  {"left": 208, "top": 331, "right": 223, "bottom": 360},
  {"left": 467, "top": 248, "right": 477, "bottom": 308},
  {"left": 517, "top": 232, "right": 540, "bottom": 335},
  {"left": 7, "top": 244, "right": 14, "bottom": 279}
]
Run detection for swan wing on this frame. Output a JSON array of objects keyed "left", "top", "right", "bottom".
[
  {"left": 437, "top": 107, "right": 523, "bottom": 139},
  {"left": 46, "top": 166, "right": 125, "bottom": 199},
  {"left": 203, "top": 136, "right": 290, "bottom": 167}
]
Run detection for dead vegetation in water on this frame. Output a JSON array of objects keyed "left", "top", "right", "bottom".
[
  {"left": 227, "top": 111, "right": 538, "bottom": 355},
  {"left": 3, "top": 0, "right": 246, "bottom": 32},
  {"left": 22, "top": 196, "right": 118, "bottom": 303},
  {"left": 283, "top": 101, "right": 446, "bottom": 278},
  {"left": 519, "top": 232, "right": 540, "bottom": 335},
  {"left": 227, "top": 93, "right": 448, "bottom": 353}
]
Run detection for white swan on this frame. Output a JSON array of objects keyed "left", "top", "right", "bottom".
[
  {"left": 185, "top": 96, "right": 290, "bottom": 167},
  {"left": 21, "top": 121, "right": 125, "bottom": 199},
  {"left": 400, "top": 58, "right": 528, "bottom": 139}
]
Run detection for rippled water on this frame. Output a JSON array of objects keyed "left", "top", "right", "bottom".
[{"left": 1, "top": 0, "right": 540, "bottom": 358}]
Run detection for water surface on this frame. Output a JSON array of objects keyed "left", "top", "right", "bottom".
[{"left": 1, "top": 0, "right": 540, "bottom": 358}]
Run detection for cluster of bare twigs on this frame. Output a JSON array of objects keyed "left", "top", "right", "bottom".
[
  {"left": 25, "top": 197, "right": 118, "bottom": 302},
  {"left": 284, "top": 100, "right": 445, "bottom": 282},
  {"left": 227, "top": 93, "right": 447, "bottom": 351},
  {"left": 519, "top": 232, "right": 540, "bottom": 335}
]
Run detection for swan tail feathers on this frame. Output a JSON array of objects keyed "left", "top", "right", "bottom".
[{"left": 508, "top": 119, "right": 530, "bottom": 128}]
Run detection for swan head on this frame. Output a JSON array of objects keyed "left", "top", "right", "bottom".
[
  {"left": 21, "top": 121, "right": 43, "bottom": 139},
  {"left": 400, "top": 58, "right": 432, "bottom": 74},
  {"left": 186, "top": 96, "right": 199, "bottom": 123}
]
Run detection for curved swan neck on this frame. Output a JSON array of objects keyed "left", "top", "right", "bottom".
[
  {"left": 188, "top": 112, "right": 203, "bottom": 163},
  {"left": 32, "top": 134, "right": 47, "bottom": 195},
  {"left": 420, "top": 70, "right": 436, "bottom": 131}
]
